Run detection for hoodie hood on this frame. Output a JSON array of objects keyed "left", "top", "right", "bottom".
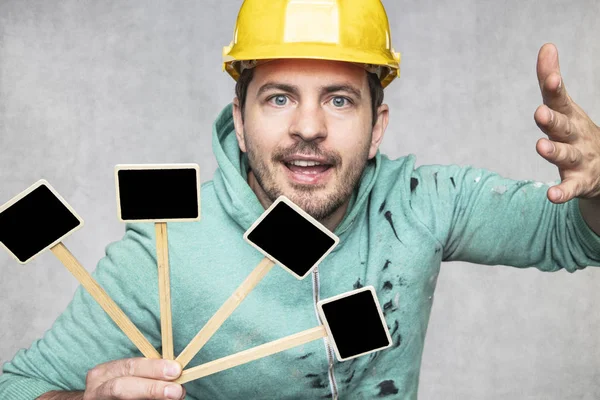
[{"left": 211, "top": 103, "right": 381, "bottom": 239}]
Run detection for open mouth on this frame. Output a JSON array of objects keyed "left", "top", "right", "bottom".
[{"left": 282, "top": 157, "right": 334, "bottom": 185}]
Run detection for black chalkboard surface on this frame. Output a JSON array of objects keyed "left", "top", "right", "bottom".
[
  {"left": 244, "top": 196, "right": 339, "bottom": 279},
  {"left": 0, "top": 180, "right": 83, "bottom": 264},
  {"left": 115, "top": 164, "right": 201, "bottom": 222},
  {"left": 318, "top": 286, "right": 392, "bottom": 361}
]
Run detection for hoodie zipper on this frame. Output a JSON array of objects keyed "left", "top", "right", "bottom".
[{"left": 312, "top": 266, "right": 339, "bottom": 400}]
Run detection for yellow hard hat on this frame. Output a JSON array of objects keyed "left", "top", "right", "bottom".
[{"left": 222, "top": 0, "right": 401, "bottom": 88}]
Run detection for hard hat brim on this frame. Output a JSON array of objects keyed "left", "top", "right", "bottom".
[{"left": 223, "top": 43, "right": 401, "bottom": 88}]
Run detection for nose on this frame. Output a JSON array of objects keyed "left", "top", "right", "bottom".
[{"left": 288, "top": 103, "right": 327, "bottom": 142}]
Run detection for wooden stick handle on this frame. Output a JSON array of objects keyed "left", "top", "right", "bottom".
[
  {"left": 176, "top": 325, "right": 327, "bottom": 384},
  {"left": 51, "top": 242, "right": 160, "bottom": 359},
  {"left": 155, "top": 222, "right": 174, "bottom": 360},
  {"left": 176, "top": 257, "right": 275, "bottom": 368}
]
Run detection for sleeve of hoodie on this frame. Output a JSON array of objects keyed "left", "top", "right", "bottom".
[
  {"left": 0, "top": 223, "right": 162, "bottom": 399},
  {"left": 408, "top": 163, "right": 600, "bottom": 271}
]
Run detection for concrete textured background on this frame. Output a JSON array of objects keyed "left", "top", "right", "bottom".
[{"left": 1, "top": 0, "right": 600, "bottom": 398}]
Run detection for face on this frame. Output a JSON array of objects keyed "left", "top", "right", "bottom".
[{"left": 233, "top": 59, "right": 388, "bottom": 223}]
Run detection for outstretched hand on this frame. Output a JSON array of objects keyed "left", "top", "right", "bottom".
[{"left": 534, "top": 43, "right": 600, "bottom": 203}]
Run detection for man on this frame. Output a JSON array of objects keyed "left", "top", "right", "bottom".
[{"left": 1, "top": 0, "right": 599, "bottom": 399}]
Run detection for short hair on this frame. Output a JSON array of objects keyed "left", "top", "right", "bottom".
[{"left": 235, "top": 67, "right": 384, "bottom": 127}]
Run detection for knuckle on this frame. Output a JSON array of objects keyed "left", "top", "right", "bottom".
[
  {"left": 547, "top": 109, "right": 557, "bottom": 129},
  {"left": 556, "top": 146, "right": 578, "bottom": 166},
  {"left": 564, "top": 119, "right": 575, "bottom": 139},
  {"left": 569, "top": 149, "right": 580, "bottom": 165},
  {"left": 146, "top": 381, "right": 164, "bottom": 399},
  {"left": 552, "top": 114, "right": 565, "bottom": 134},
  {"left": 86, "top": 367, "right": 103, "bottom": 385},
  {"left": 554, "top": 146, "right": 566, "bottom": 162},
  {"left": 107, "top": 379, "right": 124, "bottom": 398},
  {"left": 123, "top": 358, "right": 137, "bottom": 377},
  {"left": 154, "top": 360, "right": 166, "bottom": 377},
  {"left": 575, "top": 148, "right": 583, "bottom": 164}
]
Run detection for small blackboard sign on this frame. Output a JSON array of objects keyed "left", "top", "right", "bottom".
[
  {"left": 318, "top": 286, "right": 392, "bottom": 361},
  {"left": 115, "top": 164, "right": 201, "bottom": 222},
  {"left": 0, "top": 180, "right": 83, "bottom": 264},
  {"left": 244, "top": 196, "right": 339, "bottom": 280}
]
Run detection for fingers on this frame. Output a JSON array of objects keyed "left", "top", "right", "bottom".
[
  {"left": 534, "top": 105, "right": 577, "bottom": 143},
  {"left": 536, "top": 138, "right": 582, "bottom": 169},
  {"left": 88, "top": 358, "right": 182, "bottom": 384},
  {"left": 536, "top": 43, "right": 561, "bottom": 88},
  {"left": 536, "top": 43, "right": 574, "bottom": 116},
  {"left": 536, "top": 138, "right": 586, "bottom": 203},
  {"left": 546, "top": 179, "right": 582, "bottom": 204},
  {"left": 541, "top": 72, "right": 573, "bottom": 117},
  {"left": 95, "top": 377, "right": 185, "bottom": 400}
]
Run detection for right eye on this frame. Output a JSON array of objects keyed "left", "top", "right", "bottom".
[{"left": 268, "top": 95, "right": 288, "bottom": 106}]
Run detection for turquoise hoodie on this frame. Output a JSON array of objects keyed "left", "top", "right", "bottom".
[{"left": 1, "top": 104, "right": 600, "bottom": 399}]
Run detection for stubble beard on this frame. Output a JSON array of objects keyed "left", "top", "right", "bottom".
[{"left": 245, "top": 136, "right": 371, "bottom": 222}]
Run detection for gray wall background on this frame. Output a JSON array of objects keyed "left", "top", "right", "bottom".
[{"left": 1, "top": 0, "right": 599, "bottom": 398}]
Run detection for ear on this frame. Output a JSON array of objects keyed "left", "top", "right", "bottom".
[
  {"left": 368, "top": 103, "right": 389, "bottom": 159},
  {"left": 232, "top": 97, "right": 247, "bottom": 153}
]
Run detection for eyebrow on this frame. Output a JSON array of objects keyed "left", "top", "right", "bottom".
[
  {"left": 256, "top": 82, "right": 363, "bottom": 100},
  {"left": 320, "top": 84, "right": 362, "bottom": 100},
  {"left": 256, "top": 83, "right": 300, "bottom": 98}
]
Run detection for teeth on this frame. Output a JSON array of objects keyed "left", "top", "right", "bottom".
[{"left": 290, "top": 160, "right": 321, "bottom": 167}]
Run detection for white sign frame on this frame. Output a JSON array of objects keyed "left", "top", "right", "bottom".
[
  {"left": 243, "top": 195, "right": 339, "bottom": 280},
  {"left": 0, "top": 179, "right": 84, "bottom": 265},
  {"left": 317, "top": 285, "right": 393, "bottom": 362},
  {"left": 114, "top": 163, "right": 201, "bottom": 223}
]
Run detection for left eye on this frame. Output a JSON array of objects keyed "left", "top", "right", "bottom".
[
  {"left": 331, "top": 97, "right": 348, "bottom": 107},
  {"left": 272, "top": 95, "right": 287, "bottom": 106}
]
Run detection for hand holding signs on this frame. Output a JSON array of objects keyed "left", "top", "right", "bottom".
[
  {"left": 176, "top": 196, "right": 339, "bottom": 368},
  {"left": 176, "top": 286, "right": 392, "bottom": 384},
  {"left": 0, "top": 180, "right": 160, "bottom": 359}
]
